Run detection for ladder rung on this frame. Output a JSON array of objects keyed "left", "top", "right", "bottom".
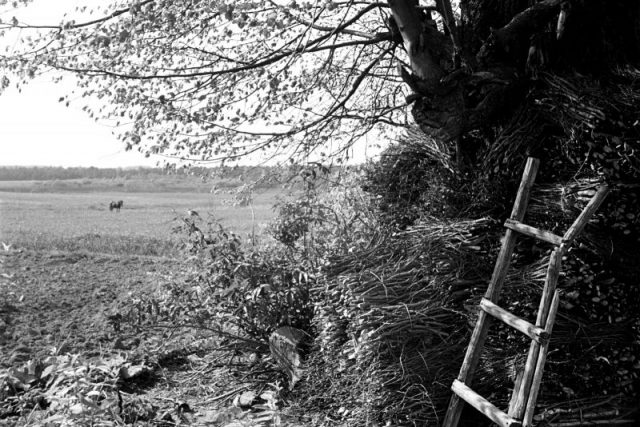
[
  {"left": 504, "top": 219, "right": 563, "bottom": 246},
  {"left": 451, "top": 380, "right": 522, "bottom": 427},
  {"left": 480, "top": 298, "right": 549, "bottom": 344}
]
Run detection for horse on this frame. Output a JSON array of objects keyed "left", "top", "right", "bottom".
[{"left": 109, "top": 200, "right": 124, "bottom": 212}]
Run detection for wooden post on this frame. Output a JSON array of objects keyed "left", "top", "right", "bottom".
[{"left": 443, "top": 158, "right": 539, "bottom": 427}]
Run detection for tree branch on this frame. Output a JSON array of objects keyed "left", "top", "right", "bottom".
[
  {"left": 48, "top": 32, "right": 391, "bottom": 80},
  {"left": 267, "top": 0, "right": 385, "bottom": 39},
  {"left": 1, "top": 0, "right": 155, "bottom": 30}
]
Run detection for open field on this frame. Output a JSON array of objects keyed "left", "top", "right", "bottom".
[
  {"left": 0, "top": 178, "right": 305, "bottom": 425},
  {"left": 0, "top": 183, "right": 283, "bottom": 256}
]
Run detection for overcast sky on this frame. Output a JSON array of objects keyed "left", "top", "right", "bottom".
[
  {"left": 0, "top": 0, "right": 381, "bottom": 168},
  {"left": 0, "top": 0, "right": 167, "bottom": 168},
  {"left": 0, "top": 77, "right": 161, "bottom": 168}
]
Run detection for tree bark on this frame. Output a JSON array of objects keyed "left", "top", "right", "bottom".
[{"left": 387, "top": 0, "right": 446, "bottom": 89}]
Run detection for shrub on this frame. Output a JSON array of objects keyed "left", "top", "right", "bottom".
[{"left": 116, "top": 216, "right": 316, "bottom": 354}]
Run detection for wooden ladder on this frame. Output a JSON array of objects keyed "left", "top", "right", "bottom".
[{"left": 442, "top": 157, "right": 610, "bottom": 427}]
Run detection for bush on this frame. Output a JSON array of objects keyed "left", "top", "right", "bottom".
[{"left": 115, "top": 216, "right": 315, "bottom": 355}]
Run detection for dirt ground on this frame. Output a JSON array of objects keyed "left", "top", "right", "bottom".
[
  {"left": 0, "top": 249, "right": 179, "bottom": 366},
  {"left": 0, "top": 249, "right": 304, "bottom": 426}
]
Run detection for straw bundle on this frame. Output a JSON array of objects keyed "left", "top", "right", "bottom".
[
  {"left": 362, "top": 126, "right": 461, "bottom": 227},
  {"left": 301, "top": 207, "right": 638, "bottom": 425},
  {"left": 302, "top": 218, "right": 502, "bottom": 425}
]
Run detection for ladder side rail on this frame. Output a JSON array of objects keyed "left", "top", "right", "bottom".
[
  {"left": 443, "top": 158, "right": 540, "bottom": 427},
  {"left": 534, "top": 249, "right": 564, "bottom": 328},
  {"left": 508, "top": 249, "right": 562, "bottom": 418},
  {"left": 562, "top": 186, "right": 610, "bottom": 244},
  {"left": 523, "top": 291, "right": 561, "bottom": 427},
  {"left": 488, "top": 157, "right": 541, "bottom": 301},
  {"left": 509, "top": 340, "right": 540, "bottom": 419},
  {"left": 443, "top": 300, "right": 502, "bottom": 425}
]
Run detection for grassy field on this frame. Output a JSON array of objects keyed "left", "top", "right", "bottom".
[{"left": 0, "top": 181, "right": 283, "bottom": 257}]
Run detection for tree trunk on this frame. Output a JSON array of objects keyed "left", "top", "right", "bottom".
[{"left": 387, "top": 0, "right": 445, "bottom": 88}]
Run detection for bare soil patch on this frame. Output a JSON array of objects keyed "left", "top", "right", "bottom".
[
  {"left": 0, "top": 249, "right": 302, "bottom": 426},
  {"left": 0, "top": 249, "right": 180, "bottom": 365}
]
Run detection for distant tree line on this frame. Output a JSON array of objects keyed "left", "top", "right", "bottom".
[
  {"left": 0, "top": 165, "right": 299, "bottom": 183},
  {"left": 0, "top": 166, "right": 165, "bottom": 181}
]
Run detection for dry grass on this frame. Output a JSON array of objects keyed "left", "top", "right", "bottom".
[{"left": 301, "top": 218, "right": 499, "bottom": 426}]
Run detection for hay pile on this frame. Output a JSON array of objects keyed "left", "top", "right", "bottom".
[
  {"left": 296, "top": 171, "right": 638, "bottom": 426},
  {"left": 484, "top": 68, "right": 640, "bottom": 186},
  {"left": 300, "top": 218, "right": 500, "bottom": 425},
  {"left": 296, "top": 184, "right": 639, "bottom": 425},
  {"left": 291, "top": 95, "right": 640, "bottom": 424}
]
